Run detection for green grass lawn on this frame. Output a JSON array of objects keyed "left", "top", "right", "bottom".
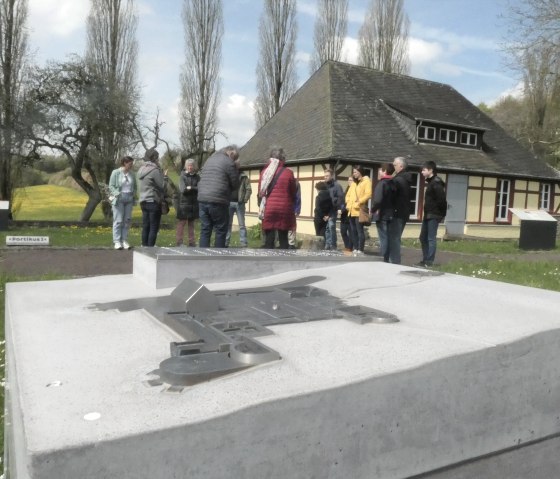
[{"left": 13, "top": 185, "right": 109, "bottom": 221}]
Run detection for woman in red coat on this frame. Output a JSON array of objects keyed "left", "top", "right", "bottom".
[{"left": 258, "top": 147, "right": 297, "bottom": 249}]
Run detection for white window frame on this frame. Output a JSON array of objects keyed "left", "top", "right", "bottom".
[
  {"left": 540, "top": 183, "right": 551, "bottom": 211},
  {"left": 439, "top": 128, "right": 457, "bottom": 144},
  {"left": 408, "top": 172, "right": 420, "bottom": 219},
  {"left": 496, "top": 179, "right": 511, "bottom": 222},
  {"left": 418, "top": 125, "right": 436, "bottom": 141},
  {"left": 460, "top": 131, "right": 477, "bottom": 147}
]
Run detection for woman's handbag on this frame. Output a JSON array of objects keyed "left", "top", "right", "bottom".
[
  {"left": 161, "top": 198, "right": 170, "bottom": 215},
  {"left": 359, "top": 204, "right": 371, "bottom": 226}
]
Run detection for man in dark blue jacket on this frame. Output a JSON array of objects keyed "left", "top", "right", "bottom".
[
  {"left": 417, "top": 160, "right": 447, "bottom": 267},
  {"left": 197, "top": 145, "right": 240, "bottom": 248}
]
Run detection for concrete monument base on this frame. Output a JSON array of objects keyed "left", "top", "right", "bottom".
[
  {"left": 4, "top": 256, "right": 560, "bottom": 478},
  {"left": 132, "top": 246, "right": 378, "bottom": 288}
]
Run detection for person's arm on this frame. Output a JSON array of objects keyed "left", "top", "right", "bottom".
[
  {"left": 371, "top": 182, "right": 383, "bottom": 212},
  {"left": 108, "top": 170, "right": 120, "bottom": 197},
  {"left": 243, "top": 177, "right": 252, "bottom": 203},
  {"left": 227, "top": 161, "right": 240, "bottom": 192},
  {"left": 179, "top": 173, "right": 187, "bottom": 194},
  {"left": 358, "top": 178, "right": 372, "bottom": 205}
]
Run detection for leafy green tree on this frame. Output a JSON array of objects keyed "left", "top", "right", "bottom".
[{"left": 504, "top": 0, "right": 560, "bottom": 167}]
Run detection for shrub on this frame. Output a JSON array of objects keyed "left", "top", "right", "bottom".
[
  {"left": 35, "top": 156, "right": 68, "bottom": 174},
  {"left": 20, "top": 167, "right": 47, "bottom": 187}
]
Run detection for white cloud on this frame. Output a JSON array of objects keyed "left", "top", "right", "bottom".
[
  {"left": 217, "top": 94, "right": 256, "bottom": 148},
  {"left": 488, "top": 81, "right": 524, "bottom": 106},
  {"left": 413, "top": 25, "right": 498, "bottom": 53},
  {"left": 136, "top": 1, "right": 155, "bottom": 16},
  {"left": 298, "top": 1, "right": 317, "bottom": 17},
  {"left": 408, "top": 37, "right": 444, "bottom": 66},
  {"left": 28, "top": 0, "right": 89, "bottom": 37},
  {"left": 348, "top": 6, "right": 366, "bottom": 25},
  {"left": 296, "top": 50, "right": 311, "bottom": 64},
  {"left": 341, "top": 37, "right": 359, "bottom": 64}
]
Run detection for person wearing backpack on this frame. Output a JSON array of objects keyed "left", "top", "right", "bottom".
[
  {"left": 371, "top": 163, "right": 396, "bottom": 262},
  {"left": 417, "top": 160, "right": 447, "bottom": 267}
]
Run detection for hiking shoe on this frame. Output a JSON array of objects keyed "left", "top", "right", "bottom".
[
  {"left": 114, "top": 242, "right": 123, "bottom": 250},
  {"left": 122, "top": 241, "right": 131, "bottom": 250},
  {"left": 414, "top": 261, "right": 426, "bottom": 268}
]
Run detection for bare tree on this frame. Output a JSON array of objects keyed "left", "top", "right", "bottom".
[
  {"left": 0, "top": 0, "right": 28, "bottom": 213},
  {"left": 503, "top": 0, "right": 560, "bottom": 166},
  {"left": 358, "top": 0, "right": 410, "bottom": 74},
  {"left": 179, "top": 0, "right": 223, "bottom": 169},
  {"left": 310, "top": 0, "right": 348, "bottom": 74},
  {"left": 85, "top": 0, "right": 139, "bottom": 187},
  {"left": 505, "top": 0, "right": 560, "bottom": 49},
  {"left": 254, "top": 0, "right": 298, "bottom": 129}
]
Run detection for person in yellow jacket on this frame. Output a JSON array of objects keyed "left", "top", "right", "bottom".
[{"left": 345, "top": 165, "right": 372, "bottom": 255}]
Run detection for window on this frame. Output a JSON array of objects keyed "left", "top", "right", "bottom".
[
  {"left": 409, "top": 172, "right": 420, "bottom": 219},
  {"left": 418, "top": 125, "right": 436, "bottom": 141},
  {"left": 496, "top": 179, "right": 511, "bottom": 221},
  {"left": 540, "top": 183, "right": 551, "bottom": 211},
  {"left": 439, "top": 129, "right": 457, "bottom": 143},
  {"left": 460, "top": 131, "right": 477, "bottom": 146}
]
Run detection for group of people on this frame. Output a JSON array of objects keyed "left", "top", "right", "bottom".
[
  {"left": 108, "top": 145, "right": 249, "bottom": 250},
  {"left": 313, "top": 157, "right": 447, "bottom": 265},
  {"left": 108, "top": 146, "right": 447, "bottom": 265}
]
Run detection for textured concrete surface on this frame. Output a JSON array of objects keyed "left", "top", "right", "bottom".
[
  {"left": 5, "top": 261, "right": 560, "bottom": 478},
  {"left": 133, "top": 246, "right": 378, "bottom": 288}
]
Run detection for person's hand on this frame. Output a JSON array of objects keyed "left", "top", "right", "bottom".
[{"left": 164, "top": 169, "right": 168, "bottom": 176}]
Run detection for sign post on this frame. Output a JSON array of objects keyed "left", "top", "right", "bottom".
[{"left": 510, "top": 208, "right": 557, "bottom": 250}]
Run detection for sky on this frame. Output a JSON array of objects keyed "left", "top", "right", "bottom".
[{"left": 26, "top": 0, "right": 522, "bottom": 151}]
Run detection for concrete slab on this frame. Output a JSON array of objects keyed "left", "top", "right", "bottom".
[
  {"left": 133, "top": 246, "right": 378, "bottom": 288},
  {"left": 5, "top": 262, "right": 560, "bottom": 478}
]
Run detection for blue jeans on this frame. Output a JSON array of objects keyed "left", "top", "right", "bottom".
[
  {"left": 112, "top": 193, "right": 134, "bottom": 244},
  {"left": 324, "top": 214, "right": 337, "bottom": 249},
  {"left": 199, "top": 201, "right": 229, "bottom": 248},
  {"left": 376, "top": 220, "right": 391, "bottom": 262},
  {"left": 141, "top": 201, "right": 162, "bottom": 247},
  {"left": 226, "top": 202, "right": 247, "bottom": 247},
  {"left": 349, "top": 217, "right": 365, "bottom": 252},
  {"left": 388, "top": 217, "right": 406, "bottom": 264},
  {"left": 420, "top": 218, "right": 440, "bottom": 264}
]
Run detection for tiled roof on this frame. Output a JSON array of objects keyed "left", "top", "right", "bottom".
[{"left": 239, "top": 61, "right": 560, "bottom": 181}]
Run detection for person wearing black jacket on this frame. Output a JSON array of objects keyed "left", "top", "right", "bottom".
[
  {"left": 417, "top": 161, "right": 447, "bottom": 267},
  {"left": 197, "top": 145, "right": 240, "bottom": 248},
  {"left": 388, "top": 156, "right": 412, "bottom": 264},
  {"left": 371, "top": 163, "right": 395, "bottom": 262},
  {"left": 175, "top": 158, "right": 200, "bottom": 246},
  {"left": 313, "top": 181, "right": 332, "bottom": 236}
]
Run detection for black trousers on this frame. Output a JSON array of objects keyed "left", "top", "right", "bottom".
[{"left": 264, "top": 229, "right": 289, "bottom": 249}]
